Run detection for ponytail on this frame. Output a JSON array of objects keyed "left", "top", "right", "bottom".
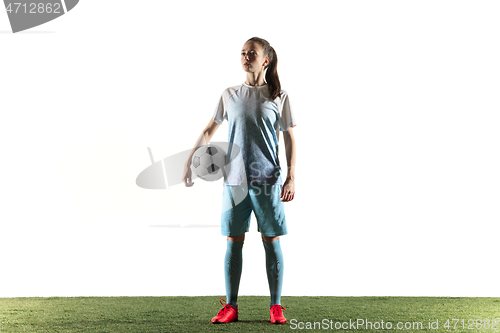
[{"left": 247, "top": 37, "right": 282, "bottom": 100}]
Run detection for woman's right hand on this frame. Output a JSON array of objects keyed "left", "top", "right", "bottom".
[
  {"left": 182, "top": 162, "right": 194, "bottom": 187},
  {"left": 181, "top": 121, "right": 220, "bottom": 187}
]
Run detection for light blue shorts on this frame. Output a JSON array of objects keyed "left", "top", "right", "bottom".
[{"left": 220, "top": 184, "right": 288, "bottom": 237}]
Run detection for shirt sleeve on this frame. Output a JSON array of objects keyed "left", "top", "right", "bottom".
[
  {"left": 279, "top": 91, "right": 297, "bottom": 131},
  {"left": 212, "top": 92, "right": 227, "bottom": 125}
]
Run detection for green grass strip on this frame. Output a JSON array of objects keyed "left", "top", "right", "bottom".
[{"left": 0, "top": 296, "right": 499, "bottom": 332}]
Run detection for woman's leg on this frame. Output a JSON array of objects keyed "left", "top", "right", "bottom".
[
  {"left": 225, "top": 233, "right": 245, "bottom": 307},
  {"left": 228, "top": 234, "right": 246, "bottom": 242},
  {"left": 262, "top": 234, "right": 283, "bottom": 306}
]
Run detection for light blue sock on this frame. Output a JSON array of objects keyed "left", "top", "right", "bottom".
[
  {"left": 263, "top": 238, "right": 284, "bottom": 307},
  {"left": 224, "top": 239, "right": 244, "bottom": 308}
]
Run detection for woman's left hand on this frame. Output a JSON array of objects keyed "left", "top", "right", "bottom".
[{"left": 281, "top": 178, "right": 295, "bottom": 202}]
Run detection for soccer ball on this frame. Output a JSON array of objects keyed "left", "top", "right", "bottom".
[{"left": 191, "top": 144, "right": 226, "bottom": 181}]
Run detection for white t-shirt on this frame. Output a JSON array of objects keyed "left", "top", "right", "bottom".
[{"left": 212, "top": 82, "right": 297, "bottom": 186}]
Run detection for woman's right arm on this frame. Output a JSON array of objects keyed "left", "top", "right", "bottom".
[{"left": 181, "top": 118, "right": 221, "bottom": 187}]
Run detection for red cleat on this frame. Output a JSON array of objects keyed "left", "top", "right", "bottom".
[
  {"left": 270, "top": 304, "right": 287, "bottom": 324},
  {"left": 211, "top": 299, "right": 238, "bottom": 324}
]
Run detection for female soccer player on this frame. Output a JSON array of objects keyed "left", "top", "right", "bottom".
[{"left": 182, "top": 37, "right": 297, "bottom": 324}]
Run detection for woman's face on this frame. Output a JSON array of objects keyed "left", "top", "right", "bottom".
[{"left": 241, "top": 41, "right": 269, "bottom": 73}]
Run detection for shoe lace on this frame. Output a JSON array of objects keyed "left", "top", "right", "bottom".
[
  {"left": 217, "top": 299, "right": 233, "bottom": 315},
  {"left": 271, "top": 304, "right": 286, "bottom": 316}
]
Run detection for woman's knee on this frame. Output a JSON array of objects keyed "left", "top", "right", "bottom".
[
  {"left": 261, "top": 234, "right": 280, "bottom": 243},
  {"left": 227, "top": 233, "right": 245, "bottom": 242}
]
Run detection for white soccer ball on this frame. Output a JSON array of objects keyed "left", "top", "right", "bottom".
[{"left": 191, "top": 144, "right": 226, "bottom": 181}]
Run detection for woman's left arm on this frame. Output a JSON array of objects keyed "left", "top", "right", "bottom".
[{"left": 281, "top": 126, "right": 296, "bottom": 202}]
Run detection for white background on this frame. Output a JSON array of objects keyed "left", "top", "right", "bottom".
[{"left": 1, "top": 1, "right": 499, "bottom": 298}]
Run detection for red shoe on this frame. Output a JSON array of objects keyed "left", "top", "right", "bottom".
[
  {"left": 270, "top": 304, "right": 287, "bottom": 324},
  {"left": 211, "top": 299, "right": 238, "bottom": 324}
]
